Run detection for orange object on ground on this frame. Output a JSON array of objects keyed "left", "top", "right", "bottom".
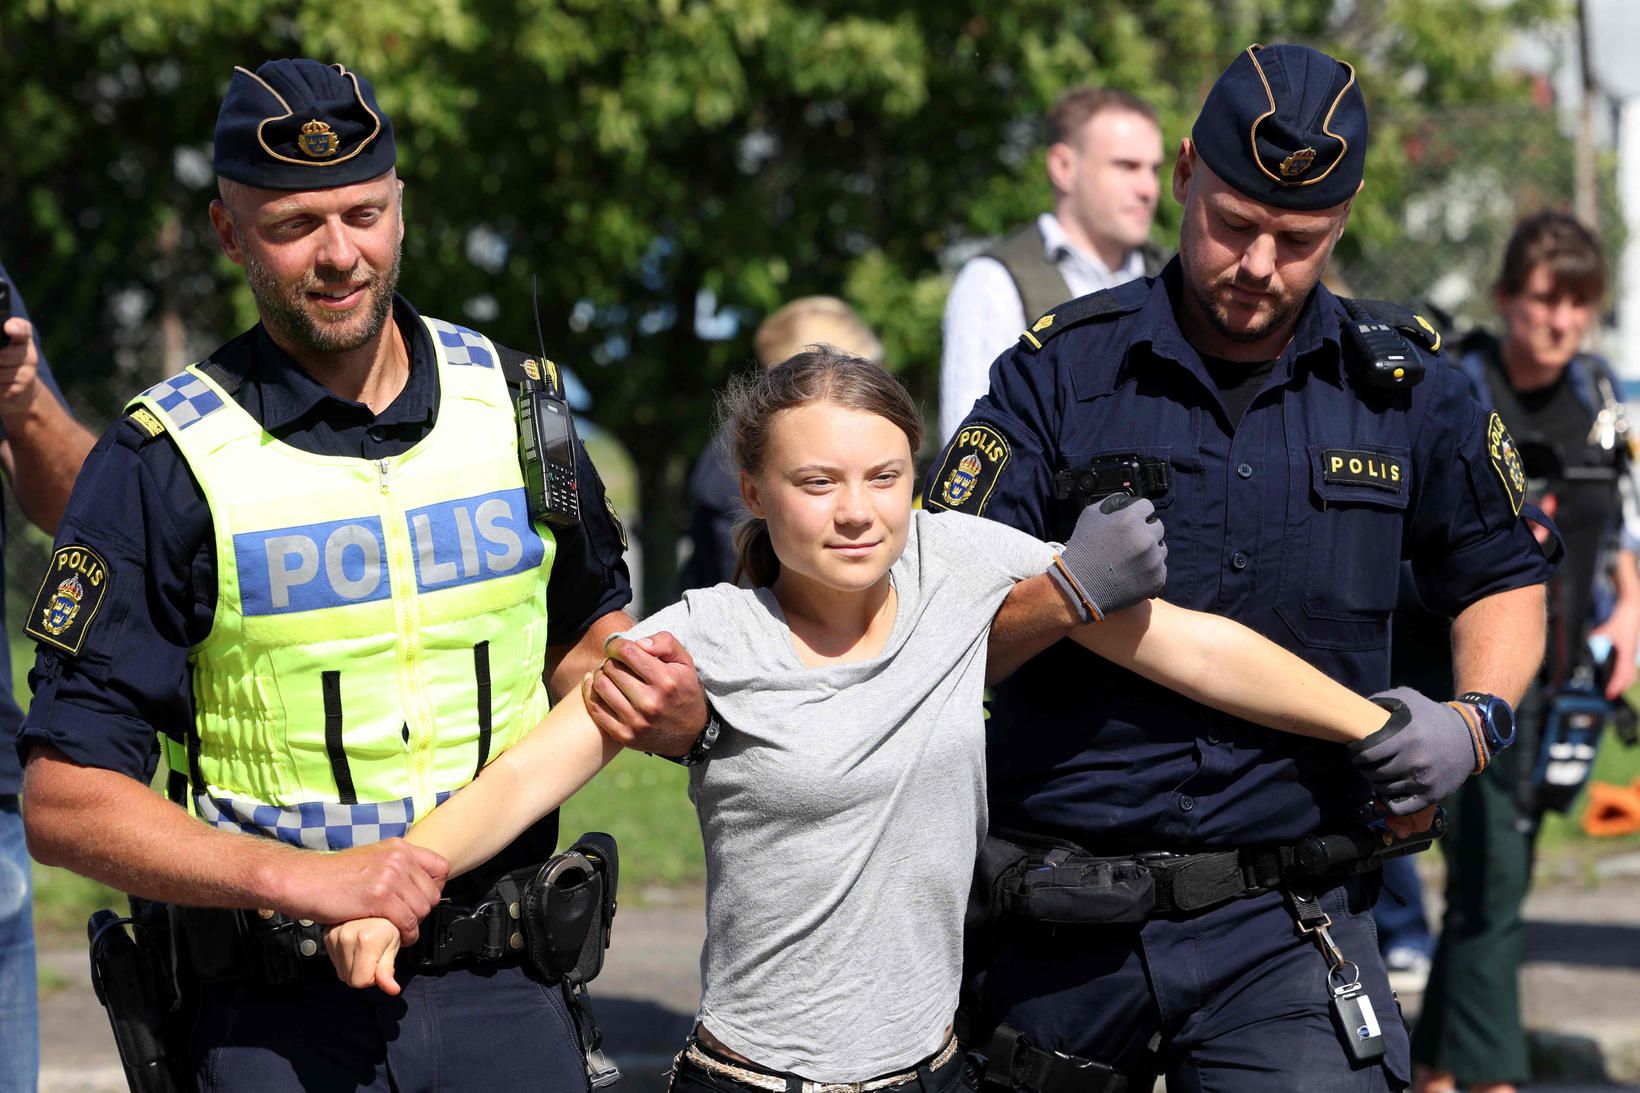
[{"left": 1581, "top": 777, "right": 1640, "bottom": 836}]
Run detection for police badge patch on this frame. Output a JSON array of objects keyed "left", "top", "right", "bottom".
[
  {"left": 26, "top": 545, "right": 111, "bottom": 655},
  {"left": 926, "top": 422, "right": 1011, "bottom": 514},
  {"left": 1486, "top": 411, "right": 1527, "bottom": 516}
]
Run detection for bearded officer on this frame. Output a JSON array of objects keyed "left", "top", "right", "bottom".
[
  {"left": 929, "top": 44, "right": 1551, "bottom": 1092},
  {"left": 18, "top": 58, "right": 707, "bottom": 1091}
]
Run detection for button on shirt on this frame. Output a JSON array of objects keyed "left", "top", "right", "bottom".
[
  {"left": 931, "top": 263, "right": 1551, "bottom": 850},
  {"left": 18, "top": 296, "right": 632, "bottom": 783},
  {"left": 939, "top": 213, "right": 1148, "bottom": 444}
]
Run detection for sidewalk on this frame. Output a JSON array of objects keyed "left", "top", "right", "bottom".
[{"left": 36, "top": 867, "right": 1640, "bottom": 1092}]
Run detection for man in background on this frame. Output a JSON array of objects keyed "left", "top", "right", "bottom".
[
  {"left": 680, "top": 296, "right": 882, "bottom": 590},
  {"left": 0, "top": 260, "right": 97, "bottom": 1093},
  {"left": 938, "top": 87, "right": 1165, "bottom": 444}
]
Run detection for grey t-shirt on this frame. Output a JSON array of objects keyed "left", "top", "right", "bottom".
[{"left": 623, "top": 509, "right": 1056, "bottom": 1080}]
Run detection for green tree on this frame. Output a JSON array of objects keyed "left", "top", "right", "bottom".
[{"left": 0, "top": 0, "right": 1566, "bottom": 609}]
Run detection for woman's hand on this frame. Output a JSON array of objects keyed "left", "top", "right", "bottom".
[{"left": 325, "top": 918, "right": 404, "bottom": 995}]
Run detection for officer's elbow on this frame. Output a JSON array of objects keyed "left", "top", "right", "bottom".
[{"left": 20, "top": 749, "right": 85, "bottom": 866}]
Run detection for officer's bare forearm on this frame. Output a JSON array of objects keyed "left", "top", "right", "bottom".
[
  {"left": 545, "top": 609, "right": 634, "bottom": 701},
  {"left": 410, "top": 685, "right": 620, "bottom": 876},
  {"left": 1450, "top": 583, "right": 1546, "bottom": 706},
  {"left": 987, "top": 572, "right": 1084, "bottom": 683},
  {"left": 24, "top": 746, "right": 331, "bottom": 909},
  {"left": 0, "top": 395, "right": 96, "bottom": 534},
  {"left": 1070, "top": 601, "right": 1389, "bottom": 742}
]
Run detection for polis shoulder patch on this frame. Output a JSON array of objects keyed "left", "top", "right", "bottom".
[
  {"left": 1487, "top": 412, "right": 1527, "bottom": 516},
  {"left": 926, "top": 422, "right": 1011, "bottom": 514},
  {"left": 25, "top": 545, "right": 111, "bottom": 655}
]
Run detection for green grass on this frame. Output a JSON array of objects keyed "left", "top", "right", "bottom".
[{"left": 558, "top": 749, "right": 705, "bottom": 893}]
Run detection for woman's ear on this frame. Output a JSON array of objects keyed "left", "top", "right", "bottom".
[{"left": 740, "top": 470, "right": 765, "bottom": 518}]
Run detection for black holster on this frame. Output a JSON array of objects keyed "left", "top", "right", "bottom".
[
  {"left": 520, "top": 831, "right": 621, "bottom": 1088},
  {"left": 970, "top": 830, "right": 1155, "bottom": 931},
  {"left": 519, "top": 830, "right": 618, "bottom": 983},
  {"left": 88, "top": 898, "right": 193, "bottom": 1093}
]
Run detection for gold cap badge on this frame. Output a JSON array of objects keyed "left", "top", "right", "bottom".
[
  {"left": 299, "top": 119, "right": 340, "bottom": 159},
  {"left": 1279, "top": 147, "right": 1317, "bottom": 178}
]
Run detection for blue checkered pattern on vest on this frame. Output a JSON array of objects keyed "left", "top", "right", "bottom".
[
  {"left": 425, "top": 317, "right": 495, "bottom": 368},
  {"left": 140, "top": 370, "right": 226, "bottom": 430},
  {"left": 195, "top": 788, "right": 456, "bottom": 850}
]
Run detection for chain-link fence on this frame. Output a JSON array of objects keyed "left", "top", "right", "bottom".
[{"left": 1331, "top": 103, "right": 1624, "bottom": 346}]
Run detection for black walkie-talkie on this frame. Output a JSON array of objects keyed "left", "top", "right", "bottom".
[{"left": 518, "top": 279, "right": 581, "bottom": 529}]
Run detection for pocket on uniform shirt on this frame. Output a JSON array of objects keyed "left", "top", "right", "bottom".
[{"left": 1276, "top": 445, "right": 1410, "bottom": 651}]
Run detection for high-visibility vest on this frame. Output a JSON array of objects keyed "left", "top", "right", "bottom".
[{"left": 128, "top": 316, "right": 555, "bottom": 848}]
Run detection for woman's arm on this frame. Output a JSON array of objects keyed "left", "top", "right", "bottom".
[
  {"left": 1071, "top": 600, "right": 1389, "bottom": 743},
  {"left": 326, "top": 683, "right": 624, "bottom": 993},
  {"left": 407, "top": 683, "right": 623, "bottom": 876}
]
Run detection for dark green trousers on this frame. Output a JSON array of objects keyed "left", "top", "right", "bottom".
[{"left": 1409, "top": 745, "right": 1537, "bottom": 1085}]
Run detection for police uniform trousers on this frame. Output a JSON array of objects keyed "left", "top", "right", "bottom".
[
  {"left": 977, "top": 873, "right": 1410, "bottom": 1092},
  {"left": 1410, "top": 745, "right": 1535, "bottom": 1086},
  {"left": 189, "top": 960, "right": 588, "bottom": 1092}
]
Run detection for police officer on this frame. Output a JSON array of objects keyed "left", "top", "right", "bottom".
[
  {"left": 18, "top": 59, "right": 707, "bottom": 1091},
  {"left": 0, "top": 261, "right": 97, "bottom": 1093},
  {"left": 929, "top": 44, "right": 1551, "bottom": 1091}
]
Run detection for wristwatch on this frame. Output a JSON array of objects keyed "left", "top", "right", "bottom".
[
  {"left": 1454, "top": 692, "right": 1517, "bottom": 752},
  {"left": 655, "top": 703, "right": 722, "bottom": 767}
]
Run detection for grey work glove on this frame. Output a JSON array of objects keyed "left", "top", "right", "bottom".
[
  {"left": 1349, "top": 686, "right": 1492, "bottom": 815},
  {"left": 1047, "top": 494, "right": 1167, "bottom": 623}
]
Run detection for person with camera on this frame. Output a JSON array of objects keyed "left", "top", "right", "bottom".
[
  {"left": 1408, "top": 211, "right": 1640, "bottom": 1093},
  {"left": 16, "top": 58, "right": 707, "bottom": 1091},
  {"left": 0, "top": 263, "right": 97, "bottom": 1093}
]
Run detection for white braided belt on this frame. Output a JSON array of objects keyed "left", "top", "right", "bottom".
[{"left": 680, "top": 1036, "right": 960, "bottom": 1093}]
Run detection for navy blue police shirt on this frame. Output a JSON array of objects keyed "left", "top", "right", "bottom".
[
  {"left": 18, "top": 296, "right": 632, "bottom": 786},
  {"left": 0, "top": 260, "right": 73, "bottom": 796},
  {"left": 926, "top": 263, "right": 1551, "bottom": 849}
]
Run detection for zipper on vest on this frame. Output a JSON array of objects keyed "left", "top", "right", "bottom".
[{"left": 374, "top": 456, "right": 440, "bottom": 819}]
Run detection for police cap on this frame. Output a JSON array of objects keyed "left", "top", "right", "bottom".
[
  {"left": 214, "top": 59, "right": 396, "bottom": 190},
  {"left": 1191, "top": 43, "right": 1367, "bottom": 211}
]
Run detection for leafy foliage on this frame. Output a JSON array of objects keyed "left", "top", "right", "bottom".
[{"left": 0, "top": 0, "right": 1568, "bottom": 605}]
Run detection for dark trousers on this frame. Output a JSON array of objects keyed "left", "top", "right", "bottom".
[
  {"left": 1374, "top": 854, "right": 1434, "bottom": 958},
  {"left": 190, "top": 961, "right": 588, "bottom": 1092},
  {"left": 1410, "top": 747, "right": 1536, "bottom": 1085},
  {"left": 668, "top": 1037, "right": 973, "bottom": 1093},
  {"left": 974, "top": 874, "right": 1409, "bottom": 1093}
]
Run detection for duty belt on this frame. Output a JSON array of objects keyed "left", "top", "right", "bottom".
[
  {"left": 976, "top": 819, "right": 1443, "bottom": 928},
  {"left": 682, "top": 1036, "right": 960, "bottom": 1093}
]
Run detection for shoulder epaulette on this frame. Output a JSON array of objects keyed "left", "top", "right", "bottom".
[
  {"left": 121, "top": 407, "right": 169, "bottom": 445},
  {"left": 1018, "top": 282, "right": 1148, "bottom": 352},
  {"left": 1337, "top": 297, "right": 1442, "bottom": 354},
  {"left": 494, "top": 343, "right": 566, "bottom": 399}
]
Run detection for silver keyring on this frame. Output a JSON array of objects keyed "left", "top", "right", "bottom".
[{"left": 1328, "top": 960, "right": 1361, "bottom": 991}]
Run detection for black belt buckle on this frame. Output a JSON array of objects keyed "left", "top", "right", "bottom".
[{"left": 408, "top": 899, "right": 509, "bottom": 971}]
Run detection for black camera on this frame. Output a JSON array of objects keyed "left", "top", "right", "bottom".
[{"left": 1052, "top": 455, "right": 1171, "bottom": 507}]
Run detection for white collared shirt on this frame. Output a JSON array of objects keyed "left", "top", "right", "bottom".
[{"left": 938, "top": 213, "right": 1147, "bottom": 444}]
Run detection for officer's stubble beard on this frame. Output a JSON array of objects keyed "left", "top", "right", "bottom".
[
  {"left": 1182, "top": 244, "right": 1318, "bottom": 349},
  {"left": 243, "top": 237, "right": 402, "bottom": 357}
]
